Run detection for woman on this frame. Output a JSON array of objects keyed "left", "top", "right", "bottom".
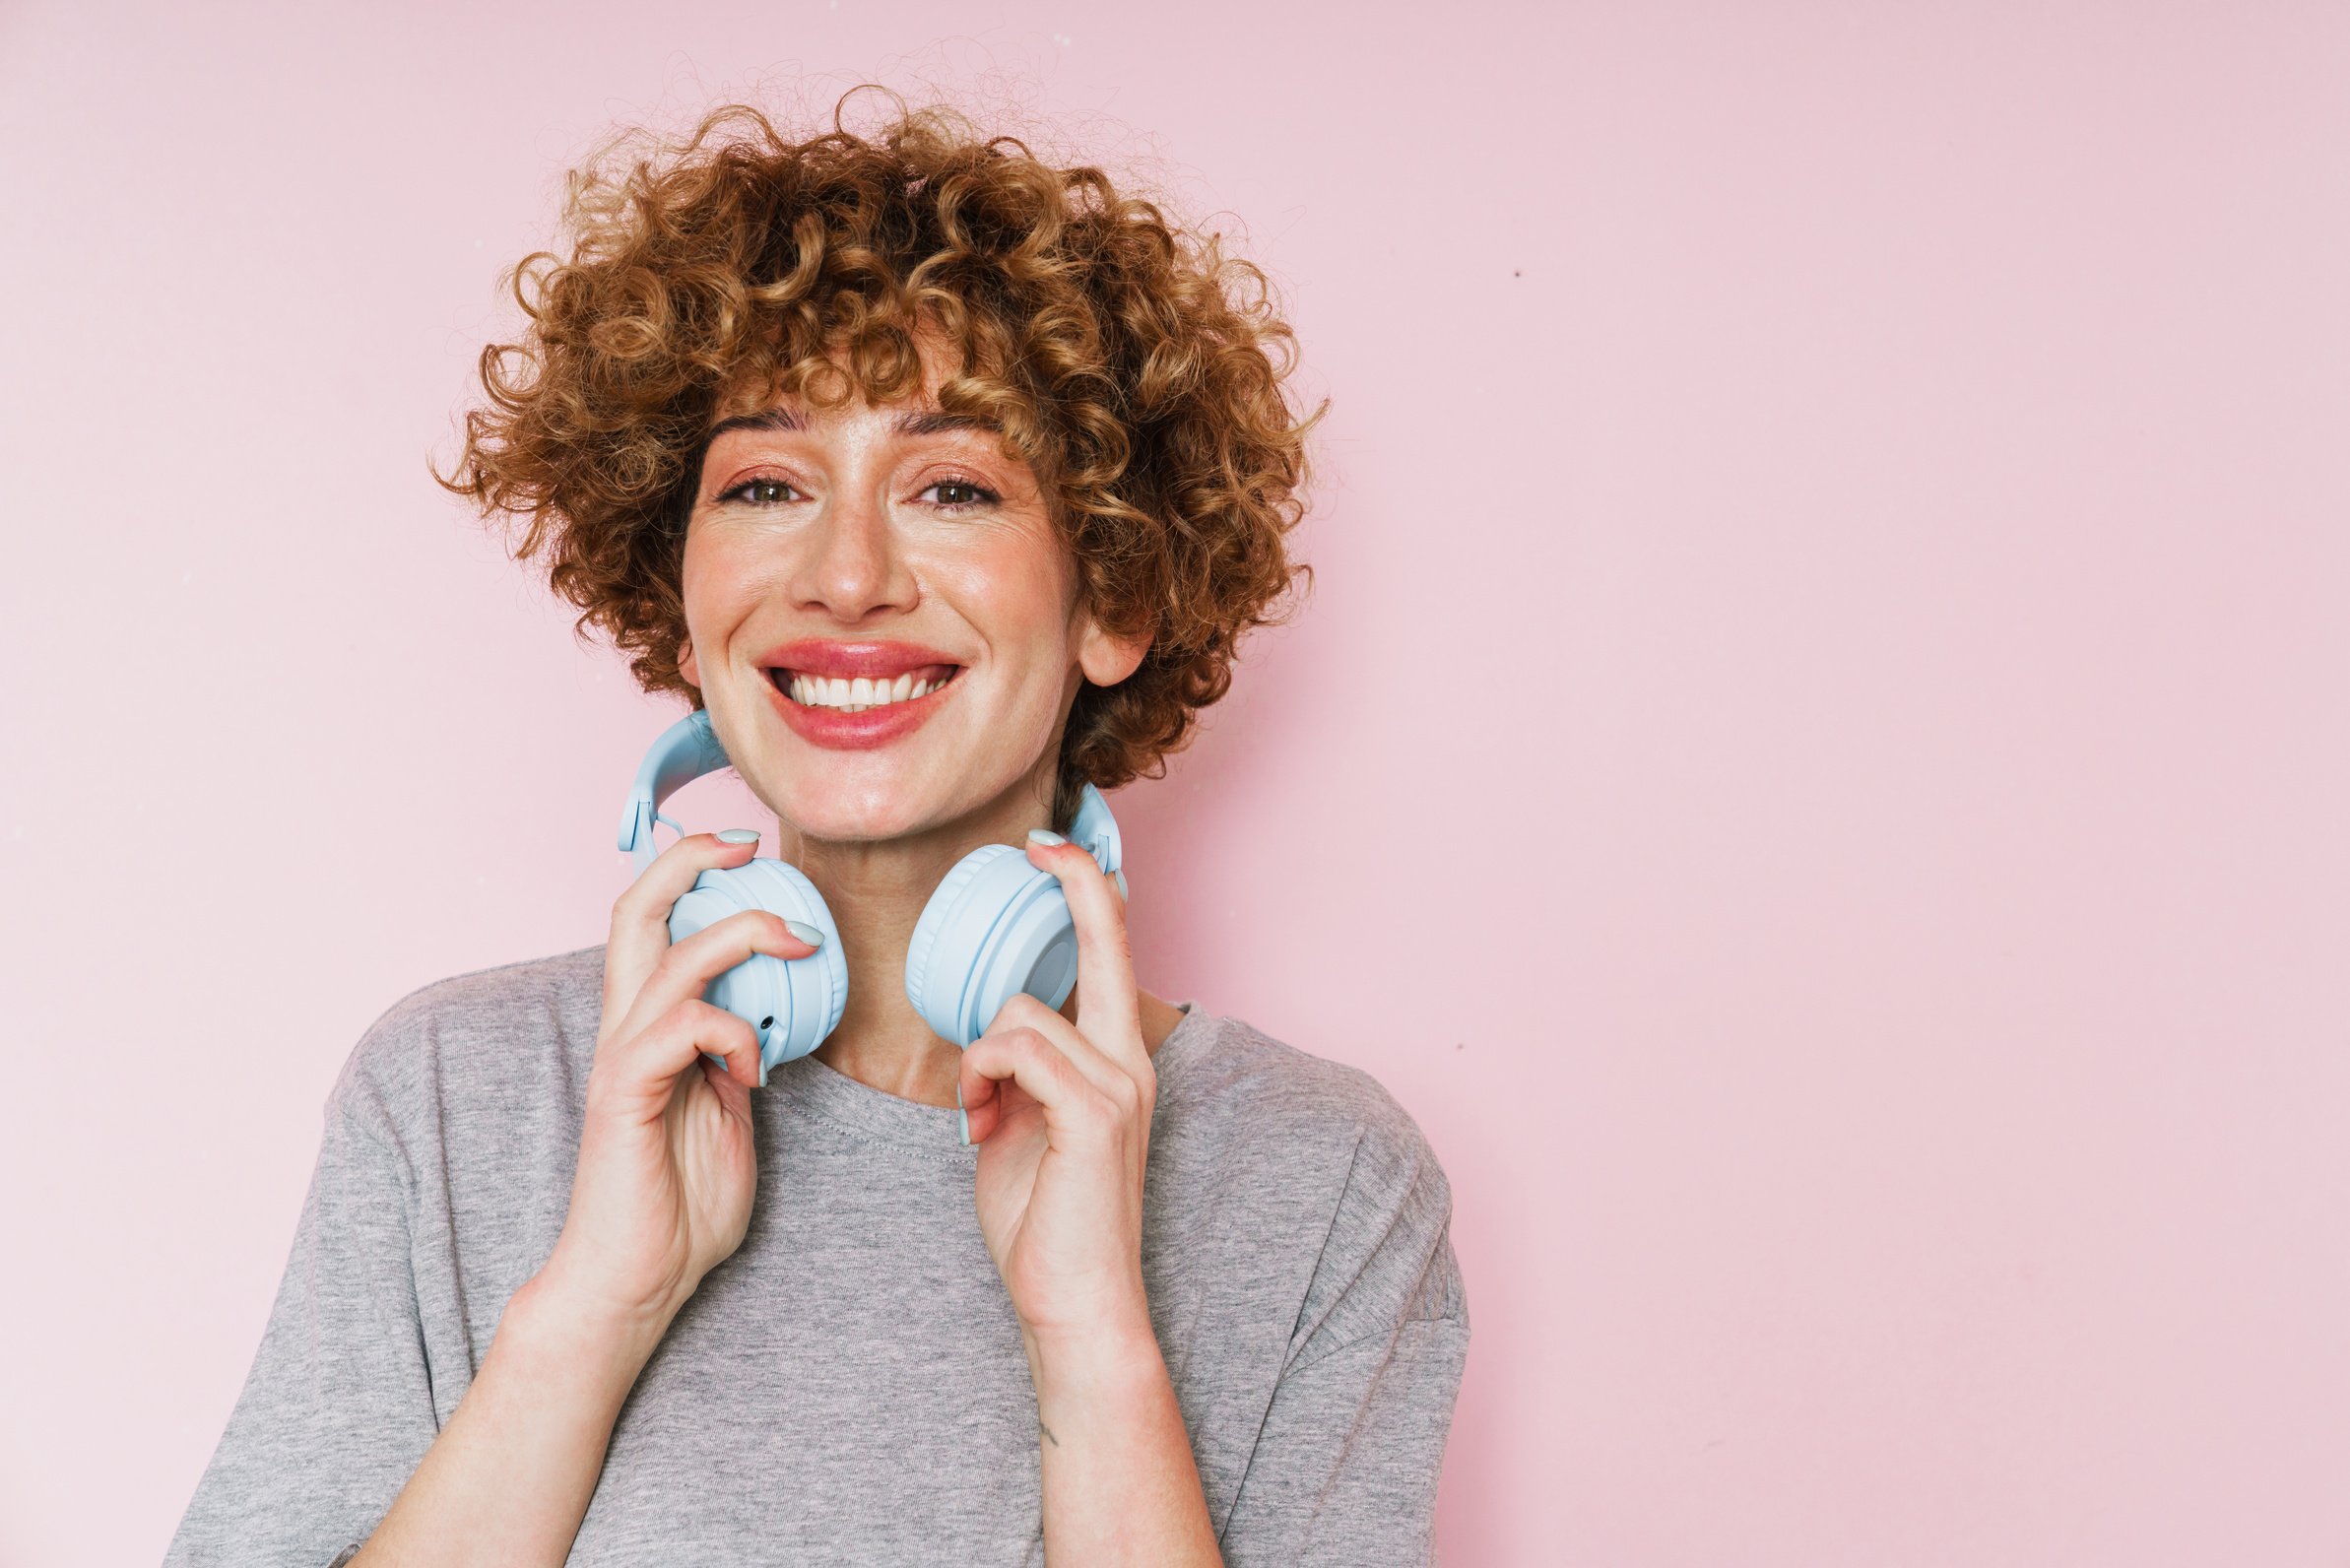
[{"left": 166, "top": 94, "right": 1469, "bottom": 1567}]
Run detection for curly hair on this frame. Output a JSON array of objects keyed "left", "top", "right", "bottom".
[{"left": 433, "top": 90, "right": 1321, "bottom": 830}]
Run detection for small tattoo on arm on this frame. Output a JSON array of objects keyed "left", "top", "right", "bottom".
[{"left": 1039, "top": 1420, "right": 1060, "bottom": 1448}]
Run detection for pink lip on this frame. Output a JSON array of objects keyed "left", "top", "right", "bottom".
[
  {"left": 756, "top": 638, "right": 964, "bottom": 680},
  {"left": 757, "top": 639, "right": 965, "bottom": 751}
]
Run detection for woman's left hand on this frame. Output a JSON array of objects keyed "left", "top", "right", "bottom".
[{"left": 956, "top": 833, "right": 1155, "bottom": 1346}]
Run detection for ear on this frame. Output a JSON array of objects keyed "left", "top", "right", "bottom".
[
  {"left": 1075, "top": 610, "right": 1151, "bottom": 688},
  {"left": 679, "top": 635, "right": 700, "bottom": 689}
]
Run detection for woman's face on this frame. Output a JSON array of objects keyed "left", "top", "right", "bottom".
[{"left": 675, "top": 355, "right": 1144, "bottom": 843}]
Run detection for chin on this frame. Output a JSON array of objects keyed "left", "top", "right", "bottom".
[
  {"left": 734, "top": 682, "right": 1059, "bottom": 841},
  {"left": 766, "top": 763, "right": 1023, "bottom": 846}
]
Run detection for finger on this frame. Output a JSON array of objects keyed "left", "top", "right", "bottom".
[
  {"left": 956, "top": 1024, "right": 1128, "bottom": 1149},
  {"left": 1022, "top": 830, "right": 1143, "bottom": 1065},
  {"left": 604, "top": 827, "right": 766, "bottom": 1039},
  {"left": 607, "top": 905, "right": 821, "bottom": 1056},
  {"left": 978, "top": 995, "right": 1153, "bottom": 1171},
  {"left": 697, "top": 1053, "right": 752, "bottom": 1124},
  {"left": 595, "top": 999, "right": 763, "bottom": 1116},
  {"left": 987, "top": 990, "right": 1147, "bottom": 1110}
]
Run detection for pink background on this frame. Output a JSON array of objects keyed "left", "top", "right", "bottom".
[{"left": 3, "top": 3, "right": 2346, "bottom": 1563}]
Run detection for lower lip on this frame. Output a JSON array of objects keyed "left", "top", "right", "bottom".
[{"left": 765, "top": 671, "right": 960, "bottom": 750}]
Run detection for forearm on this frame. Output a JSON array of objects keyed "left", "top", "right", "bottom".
[
  {"left": 1026, "top": 1315, "right": 1222, "bottom": 1566},
  {"left": 348, "top": 1273, "right": 670, "bottom": 1568}
]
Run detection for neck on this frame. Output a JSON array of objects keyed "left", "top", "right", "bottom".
[{"left": 764, "top": 765, "right": 1183, "bottom": 1108}]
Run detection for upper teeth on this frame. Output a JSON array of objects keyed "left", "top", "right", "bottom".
[{"left": 785, "top": 670, "right": 952, "bottom": 710}]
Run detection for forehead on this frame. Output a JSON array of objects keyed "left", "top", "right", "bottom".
[{"left": 703, "top": 403, "right": 1001, "bottom": 444}]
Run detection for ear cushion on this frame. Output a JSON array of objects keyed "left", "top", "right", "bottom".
[
  {"left": 903, "top": 844, "right": 1011, "bottom": 1042},
  {"left": 903, "top": 844, "right": 1077, "bottom": 1047},
  {"left": 671, "top": 858, "right": 846, "bottom": 1067}
]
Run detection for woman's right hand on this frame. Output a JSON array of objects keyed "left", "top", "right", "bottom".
[
  {"left": 532, "top": 827, "right": 821, "bottom": 1339},
  {"left": 348, "top": 829, "right": 819, "bottom": 1567}
]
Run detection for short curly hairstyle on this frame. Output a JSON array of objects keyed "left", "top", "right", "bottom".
[{"left": 434, "top": 90, "right": 1321, "bottom": 830}]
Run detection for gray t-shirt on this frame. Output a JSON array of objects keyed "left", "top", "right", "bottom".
[{"left": 163, "top": 945, "right": 1469, "bottom": 1566}]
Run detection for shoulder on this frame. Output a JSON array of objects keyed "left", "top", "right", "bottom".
[
  {"left": 323, "top": 944, "right": 606, "bottom": 1161},
  {"left": 1155, "top": 1005, "right": 1449, "bottom": 1192},
  {"left": 1152, "top": 1006, "right": 1468, "bottom": 1352}
]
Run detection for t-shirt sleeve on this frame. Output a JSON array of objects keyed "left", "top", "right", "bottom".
[
  {"left": 163, "top": 1082, "right": 440, "bottom": 1568},
  {"left": 1215, "top": 1098, "right": 1472, "bottom": 1565}
]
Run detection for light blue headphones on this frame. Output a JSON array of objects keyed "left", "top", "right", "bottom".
[{"left": 616, "top": 707, "right": 1126, "bottom": 1072}]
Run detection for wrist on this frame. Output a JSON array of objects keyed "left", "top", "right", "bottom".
[
  {"left": 1020, "top": 1303, "right": 1166, "bottom": 1394},
  {"left": 532, "top": 1228, "right": 700, "bottom": 1340},
  {"left": 501, "top": 1267, "right": 680, "bottom": 1392}
]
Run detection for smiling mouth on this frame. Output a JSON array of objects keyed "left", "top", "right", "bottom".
[{"left": 768, "top": 664, "right": 961, "bottom": 713}]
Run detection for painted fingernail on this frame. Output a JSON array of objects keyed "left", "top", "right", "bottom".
[
  {"left": 957, "top": 1108, "right": 970, "bottom": 1146},
  {"left": 1027, "top": 829, "right": 1066, "bottom": 846},
  {"left": 757, "top": 1052, "right": 769, "bottom": 1088},
  {"left": 717, "top": 828, "right": 760, "bottom": 844},
  {"left": 783, "top": 919, "right": 824, "bottom": 947}
]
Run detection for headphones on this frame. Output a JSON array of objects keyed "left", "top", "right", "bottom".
[{"left": 616, "top": 707, "right": 1127, "bottom": 1072}]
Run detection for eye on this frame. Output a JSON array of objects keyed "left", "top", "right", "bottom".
[
  {"left": 716, "top": 476, "right": 801, "bottom": 507},
  {"left": 921, "top": 477, "right": 1001, "bottom": 512}
]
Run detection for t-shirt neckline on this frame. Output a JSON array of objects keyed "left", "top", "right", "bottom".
[{"left": 765, "top": 999, "right": 1208, "bottom": 1155}]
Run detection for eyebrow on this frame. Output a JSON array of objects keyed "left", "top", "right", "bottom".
[{"left": 704, "top": 407, "right": 1001, "bottom": 441}]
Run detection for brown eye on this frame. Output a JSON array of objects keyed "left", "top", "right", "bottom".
[
  {"left": 924, "top": 479, "right": 1000, "bottom": 509},
  {"left": 722, "top": 478, "right": 797, "bottom": 506}
]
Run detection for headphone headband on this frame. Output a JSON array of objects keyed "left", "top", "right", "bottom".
[
  {"left": 616, "top": 708, "right": 729, "bottom": 874},
  {"left": 1067, "top": 774, "right": 1124, "bottom": 885}
]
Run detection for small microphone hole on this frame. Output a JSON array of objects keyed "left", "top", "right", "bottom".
[{"left": 759, "top": 1015, "right": 774, "bottom": 1030}]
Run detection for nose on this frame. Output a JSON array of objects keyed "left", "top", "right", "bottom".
[{"left": 788, "top": 483, "right": 918, "bottom": 623}]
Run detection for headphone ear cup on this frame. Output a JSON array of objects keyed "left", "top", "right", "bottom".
[
  {"left": 904, "top": 845, "right": 1080, "bottom": 1048},
  {"left": 670, "top": 860, "right": 846, "bottom": 1069},
  {"left": 903, "top": 847, "right": 996, "bottom": 1044}
]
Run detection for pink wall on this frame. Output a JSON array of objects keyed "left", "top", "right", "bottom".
[{"left": 4, "top": 2, "right": 2346, "bottom": 1563}]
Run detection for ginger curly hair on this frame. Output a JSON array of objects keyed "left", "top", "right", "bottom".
[{"left": 433, "top": 91, "right": 1321, "bottom": 830}]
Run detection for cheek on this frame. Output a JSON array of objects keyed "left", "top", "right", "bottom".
[
  {"left": 945, "top": 521, "right": 1076, "bottom": 629},
  {"left": 939, "top": 549, "right": 1077, "bottom": 679},
  {"left": 680, "top": 534, "right": 775, "bottom": 631},
  {"left": 679, "top": 534, "right": 715, "bottom": 619}
]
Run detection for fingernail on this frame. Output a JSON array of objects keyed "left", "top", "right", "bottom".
[
  {"left": 957, "top": 1108, "right": 970, "bottom": 1146},
  {"left": 783, "top": 919, "right": 824, "bottom": 947},
  {"left": 757, "top": 1052, "right": 769, "bottom": 1088},
  {"left": 1027, "top": 829, "right": 1066, "bottom": 846},
  {"left": 717, "top": 828, "right": 760, "bottom": 844}
]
